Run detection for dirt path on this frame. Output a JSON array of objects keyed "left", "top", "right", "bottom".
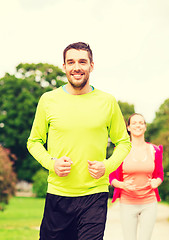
[{"left": 104, "top": 202, "right": 169, "bottom": 240}]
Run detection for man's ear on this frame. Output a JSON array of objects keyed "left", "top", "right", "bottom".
[
  {"left": 90, "top": 62, "right": 94, "bottom": 72},
  {"left": 63, "top": 63, "right": 66, "bottom": 73}
]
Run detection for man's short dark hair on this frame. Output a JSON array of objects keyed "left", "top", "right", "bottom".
[{"left": 63, "top": 42, "right": 93, "bottom": 63}]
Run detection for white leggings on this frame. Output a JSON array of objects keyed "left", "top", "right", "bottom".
[{"left": 120, "top": 202, "right": 157, "bottom": 240}]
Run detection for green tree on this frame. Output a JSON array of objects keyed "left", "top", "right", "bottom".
[
  {"left": 147, "top": 98, "right": 169, "bottom": 166},
  {"left": 151, "top": 131, "right": 169, "bottom": 202},
  {"left": 32, "top": 169, "right": 48, "bottom": 198},
  {"left": 158, "top": 164, "right": 169, "bottom": 202},
  {"left": 0, "top": 75, "right": 51, "bottom": 180},
  {"left": 118, "top": 101, "right": 135, "bottom": 123},
  {"left": 147, "top": 99, "right": 169, "bottom": 141},
  {"left": 0, "top": 63, "right": 66, "bottom": 181},
  {"left": 16, "top": 63, "right": 66, "bottom": 88},
  {"left": 146, "top": 98, "right": 169, "bottom": 202}
]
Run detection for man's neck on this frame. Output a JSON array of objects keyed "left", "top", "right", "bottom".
[{"left": 65, "top": 83, "right": 93, "bottom": 95}]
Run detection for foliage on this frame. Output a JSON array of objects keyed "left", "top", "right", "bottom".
[
  {"left": 152, "top": 130, "right": 169, "bottom": 201},
  {"left": 108, "top": 185, "right": 114, "bottom": 199},
  {"left": 147, "top": 98, "right": 169, "bottom": 166},
  {"left": 0, "top": 75, "right": 52, "bottom": 181},
  {"left": 158, "top": 165, "right": 169, "bottom": 202},
  {"left": 151, "top": 131, "right": 169, "bottom": 167},
  {"left": 146, "top": 98, "right": 169, "bottom": 201},
  {"left": 32, "top": 169, "right": 48, "bottom": 198},
  {"left": 118, "top": 101, "right": 135, "bottom": 123},
  {"left": 147, "top": 98, "right": 169, "bottom": 141},
  {"left": 155, "top": 98, "right": 169, "bottom": 127},
  {"left": 16, "top": 63, "right": 66, "bottom": 88},
  {"left": 0, "top": 146, "right": 17, "bottom": 210},
  {"left": 0, "top": 63, "right": 66, "bottom": 181}
]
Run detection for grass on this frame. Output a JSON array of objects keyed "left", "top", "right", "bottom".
[
  {"left": 162, "top": 200, "right": 169, "bottom": 206},
  {"left": 0, "top": 196, "right": 113, "bottom": 240},
  {"left": 0, "top": 197, "right": 45, "bottom": 240}
]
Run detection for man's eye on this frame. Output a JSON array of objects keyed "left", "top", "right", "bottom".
[{"left": 68, "top": 62, "right": 74, "bottom": 65}]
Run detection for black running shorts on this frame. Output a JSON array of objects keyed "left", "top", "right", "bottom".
[{"left": 39, "top": 192, "right": 108, "bottom": 240}]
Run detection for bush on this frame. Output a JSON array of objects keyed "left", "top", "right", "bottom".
[
  {"left": 159, "top": 164, "right": 169, "bottom": 203},
  {"left": 108, "top": 185, "right": 114, "bottom": 199},
  {"left": 0, "top": 145, "right": 17, "bottom": 210},
  {"left": 32, "top": 169, "right": 48, "bottom": 198}
]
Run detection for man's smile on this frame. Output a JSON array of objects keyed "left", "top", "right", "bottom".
[{"left": 71, "top": 72, "right": 84, "bottom": 80}]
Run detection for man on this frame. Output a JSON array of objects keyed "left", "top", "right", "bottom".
[{"left": 27, "top": 42, "right": 131, "bottom": 240}]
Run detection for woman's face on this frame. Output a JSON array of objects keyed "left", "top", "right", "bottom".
[{"left": 128, "top": 114, "right": 146, "bottom": 137}]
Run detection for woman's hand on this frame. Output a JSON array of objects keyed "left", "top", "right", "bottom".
[
  {"left": 123, "top": 179, "right": 136, "bottom": 191},
  {"left": 111, "top": 179, "right": 136, "bottom": 190},
  {"left": 149, "top": 178, "right": 162, "bottom": 189}
]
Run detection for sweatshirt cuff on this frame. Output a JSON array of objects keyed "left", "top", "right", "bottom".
[{"left": 103, "top": 159, "right": 110, "bottom": 176}]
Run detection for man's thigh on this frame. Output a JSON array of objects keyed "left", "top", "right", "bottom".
[
  {"left": 77, "top": 192, "right": 108, "bottom": 240},
  {"left": 39, "top": 193, "right": 78, "bottom": 240}
]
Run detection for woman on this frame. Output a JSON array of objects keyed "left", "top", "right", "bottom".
[{"left": 109, "top": 113, "right": 164, "bottom": 240}]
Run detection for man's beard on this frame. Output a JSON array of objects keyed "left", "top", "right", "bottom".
[
  {"left": 68, "top": 77, "right": 88, "bottom": 90},
  {"left": 67, "top": 70, "right": 90, "bottom": 90}
]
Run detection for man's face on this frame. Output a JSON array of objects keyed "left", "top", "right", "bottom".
[{"left": 63, "top": 49, "right": 94, "bottom": 89}]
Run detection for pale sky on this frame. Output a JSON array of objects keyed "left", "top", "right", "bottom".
[{"left": 0, "top": 0, "right": 169, "bottom": 123}]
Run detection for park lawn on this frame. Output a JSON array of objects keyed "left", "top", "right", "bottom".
[
  {"left": 0, "top": 197, "right": 45, "bottom": 240},
  {"left": 0, "top": 196, "right": 113, "bottom": 240}
]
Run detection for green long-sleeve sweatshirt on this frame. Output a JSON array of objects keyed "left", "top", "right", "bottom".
[{"left": 27, "top": 86, "right": 131, "bottom": 196}]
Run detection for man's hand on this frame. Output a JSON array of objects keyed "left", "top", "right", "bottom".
[
  {"left": 88, "top": 160, "right": 105, "bottom": 179},
  {"left": 54, "top": 156, "right": 73, "bottom": 177}
]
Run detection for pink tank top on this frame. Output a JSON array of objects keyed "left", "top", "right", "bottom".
[{"left": 120, "top": 144, "right": 157, "bottom": 204}]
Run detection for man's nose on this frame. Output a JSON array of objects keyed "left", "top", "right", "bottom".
[{"left": 74, "top": 62, "right": 80, "bottom": 70}]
